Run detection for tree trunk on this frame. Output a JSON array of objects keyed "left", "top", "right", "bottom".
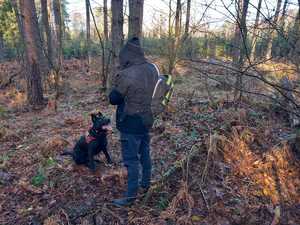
[
  {"left": 280, "top": 0, "right": 289, "bottom": 29},
  {"left": 19, "top": 0, "right": 45, "bottom": 106},
  {"left": 250, "top": 0, "right": 262, "bottom": 61},
  {"left": 40, "top": 0, "right": 54, "bottom": 68},
  {"left": 53, "top": 0, "right": 63, "bottom": 68},
  {"left": 168, "top": 0, "right": 181, "bottom": 74},
  {"left": 233, "top": 0, "right": 249, "bottom": 101},
  {"left": 289, "top": 1, "right": 300, "bottom": 71},
  {"left": 208, "top": 36, "right": 216, "bottom": 59},
  {"left": 11, "top": 0, "right": 24, "bottom": 36},
  {"left": 103, "top": 0, "right": 109, "bottom": 41},
  {"left": 89, "top": 3, "right": 108, "bottom": 89},
  {"left": 128, "top": 0, "right": 144, "bottom": 39},
  {"left": 0, "top": 33, "right": 4, "bottom": 61},
  {"left": 86, "top": 0, "right": 91, "bottom": 65},
  {"left": 11, "top": 0, "right": 25, "bottom": 59},
  {"left": 184, "top": 0, "right": 191, "bottom": 37},
  {"left": 174, "top": 0, "right": 182, "bottom": 40},
  {"left": 274, "top": 0, "right": 289, "bottom": 57},
  {"left": 110, "top": 0, "right": 124, "bottom": 89},
  {"left": 265, "top": 0, "right": 283, "bottom": 59}
]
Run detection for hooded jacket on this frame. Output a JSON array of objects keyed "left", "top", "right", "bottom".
[{"left": 109, "top": 37, "right": 158, "bottom": 134}]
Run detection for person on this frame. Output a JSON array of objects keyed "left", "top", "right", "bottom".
[{"left": 109, "top": 37, "right": 158, "bottom": 206}]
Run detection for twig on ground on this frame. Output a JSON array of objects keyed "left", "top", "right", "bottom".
[
  {"left": 199, "top": 184, "right": 210, "bottom": 211},
  {"left": 60, "top": 209, "right": 71, "bottom": 225},
  {"left": 143, "top": 144, "right": 201, "bottom": 204}
]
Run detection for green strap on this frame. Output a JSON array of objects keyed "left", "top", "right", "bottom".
[{"left": 162, "top": 74, "right": 174, "bottom": 105}]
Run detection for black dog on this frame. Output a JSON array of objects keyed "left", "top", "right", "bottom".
[{"left": 62, "top": 112, "right": 112, "bottom": 171}]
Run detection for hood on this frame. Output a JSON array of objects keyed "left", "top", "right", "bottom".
[{"left": 119, "top": 37, "right": 146, "bottom": 69}]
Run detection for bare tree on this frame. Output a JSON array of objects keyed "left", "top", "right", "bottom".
[
  {"left": 280, "top": 0, "right": 289, "bottom": 29},
  {"left": 250, "top": 0, "right": 262, "bottom": 61},
  {"left": 110, "top": 0, "right": 124, "bottom": 89},
  {"left": 265, "top": 0, "right": 283, "bottom": 59},
  {"left": 86, "top": 0, "right": 91, "bottom": 65},
  {"left": 11, "top": 0, "right": 25, "bottom": 43},
  {"left": 89, "top": 3, "right": 109, "bottom": 89},
  {"left": 208, "top": 35, "right": 216, "bottom": 58},
  {"left": 184, "top": 0, "right": 191, "bottom": 37},
  {"left": 53, "top": 0, "right": 63, "bottom": 68},
  {"left": 128, "top": 0, "right": 144, "bottom": 38},
  {"left": 233, "top": 0, "right": 249, "bottom": 101},
  {"left": 19, "top": 0, "right": 45, "bottom": 106},
  {"left": 0, "top": 33, "right": 4, "bottom": 61},
  {"left": 289, "top": 0, "right": 300, "bottom": 71},
  {"left": 40, "top": 0, "right": 54, "bottom": 68},
  {"left": 103, "top": 0, "right": 109, "bottom": 41},
  {"left": 167, "top": 0, "right": 182, "bottom": 74}
]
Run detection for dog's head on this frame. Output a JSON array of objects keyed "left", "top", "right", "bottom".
[{"left": 91, "top": 112, "right": 111, "bottom": 132}]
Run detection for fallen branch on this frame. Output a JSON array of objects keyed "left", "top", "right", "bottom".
[{"left": 143, "top": 144, "right": 202, "bottom": 204}]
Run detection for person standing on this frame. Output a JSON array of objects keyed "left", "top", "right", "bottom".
[{"left": 109, "top": 37, "right": 158, "bottom": 206}]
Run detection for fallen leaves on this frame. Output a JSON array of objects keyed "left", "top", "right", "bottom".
[
  {"left": 18, "top": 178, "right": 44, "bottom": 194},
  {"left": 160, "top": 182, "right": 195, "bottom": 224},
  {"left": 1, "top": 59, "right": 300, "bottom": 225},
  {"left": 40, "top": 136, "right": 70, "bottom": 158}
]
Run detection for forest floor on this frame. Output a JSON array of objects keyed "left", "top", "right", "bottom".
[{"left": 0, "top": 58, "right": 300, "bottom": 225}]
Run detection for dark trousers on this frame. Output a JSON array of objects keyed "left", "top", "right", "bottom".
[{"left": 120, "top": 132, "right": 151, "bottom": 198}]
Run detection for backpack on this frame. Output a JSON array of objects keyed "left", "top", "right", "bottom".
[{"left": 151, "top": 64, "right": 174, "bottom": 116}]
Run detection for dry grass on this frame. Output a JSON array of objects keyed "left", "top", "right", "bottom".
[
  {"left": 43, "top": 216, "right": 61, "bottom": 225},
  {"left": 160, "top": 182, "right": 195, "bottom": 225},
  {"left": 257, "top": 60, "right": 298, "bottom": 80},
  {"left": 223, "top": 127, "right": 300, "bottom": 205}
]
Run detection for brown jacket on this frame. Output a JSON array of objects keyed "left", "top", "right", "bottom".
[{"left": 109, "top": 37, "right": 158, "bottom": 134}]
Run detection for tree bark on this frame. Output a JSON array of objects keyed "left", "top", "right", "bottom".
[
  {"left": 103, "top": 0, "right": 109, "bottom": 41},
  {"left": 233, "top": 0, "right": 249, "bottom": 101},
  {"left": 89, "top": 3, "right": 108, "bottom": 89},
  {"left": 168, "top": 0, "right": 181, "bottom": 74},
  {"left": 289, "top": 0, "right": 300, "bottom": 71},
  {"left": 53, "top": 0, "right": 63, "bottom": 68},
  {"left": 208, "top": 35, "right": 216, "bottom": 59},
  {"left": 128, "top": 0, "right": 144, "bottom": 39},
  {"left": 184, "top": 0, "right": 191, "bottom": 37},
  {"left": 0, "top": 33, "right": 4, "bottom": 61},
  {"left": 86, "top": 0, "right": 91, "bottom": 65},
  {"left": 19, "top": 0, "right": 45, "bottom": 106},
  {"left": 280, "top": 0, "right": 289, "bottom": 29},
  {"left": 110, "top": 0, "right": 124, "bottom": 89},
  {"left": 40, "top": 0, "right": 54, "bottom": 68},
  {"left": 11, "top": 0, "right": 25, "bottom": 58},
  {"left": 250, "top": 0, "right": 262, "bottom": 61},
  {"left": 265, "top": 0, "right": 283, "bottom": 59},
  {"left": 174, "top": 0, "right": 182, "bottom": 40}
]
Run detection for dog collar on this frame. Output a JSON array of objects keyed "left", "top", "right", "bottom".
[{"left": 86, "top": 135, "right": 96, "bottom": 144}]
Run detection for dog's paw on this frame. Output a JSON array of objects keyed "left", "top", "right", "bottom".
[{"left": 87, "top": 162, "right": 96, "bottom": 171}]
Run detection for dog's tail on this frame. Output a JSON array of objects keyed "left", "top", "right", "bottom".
[{"left": 61, "top": 150, "right": 74, "bottom": 157}]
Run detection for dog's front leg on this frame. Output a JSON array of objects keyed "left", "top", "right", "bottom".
[
  {"left": 103, "top": 147, "right": 113, "bottom": 164},
  {"left": 87, "top": 144, "right": 96, "bottom": 171}
]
